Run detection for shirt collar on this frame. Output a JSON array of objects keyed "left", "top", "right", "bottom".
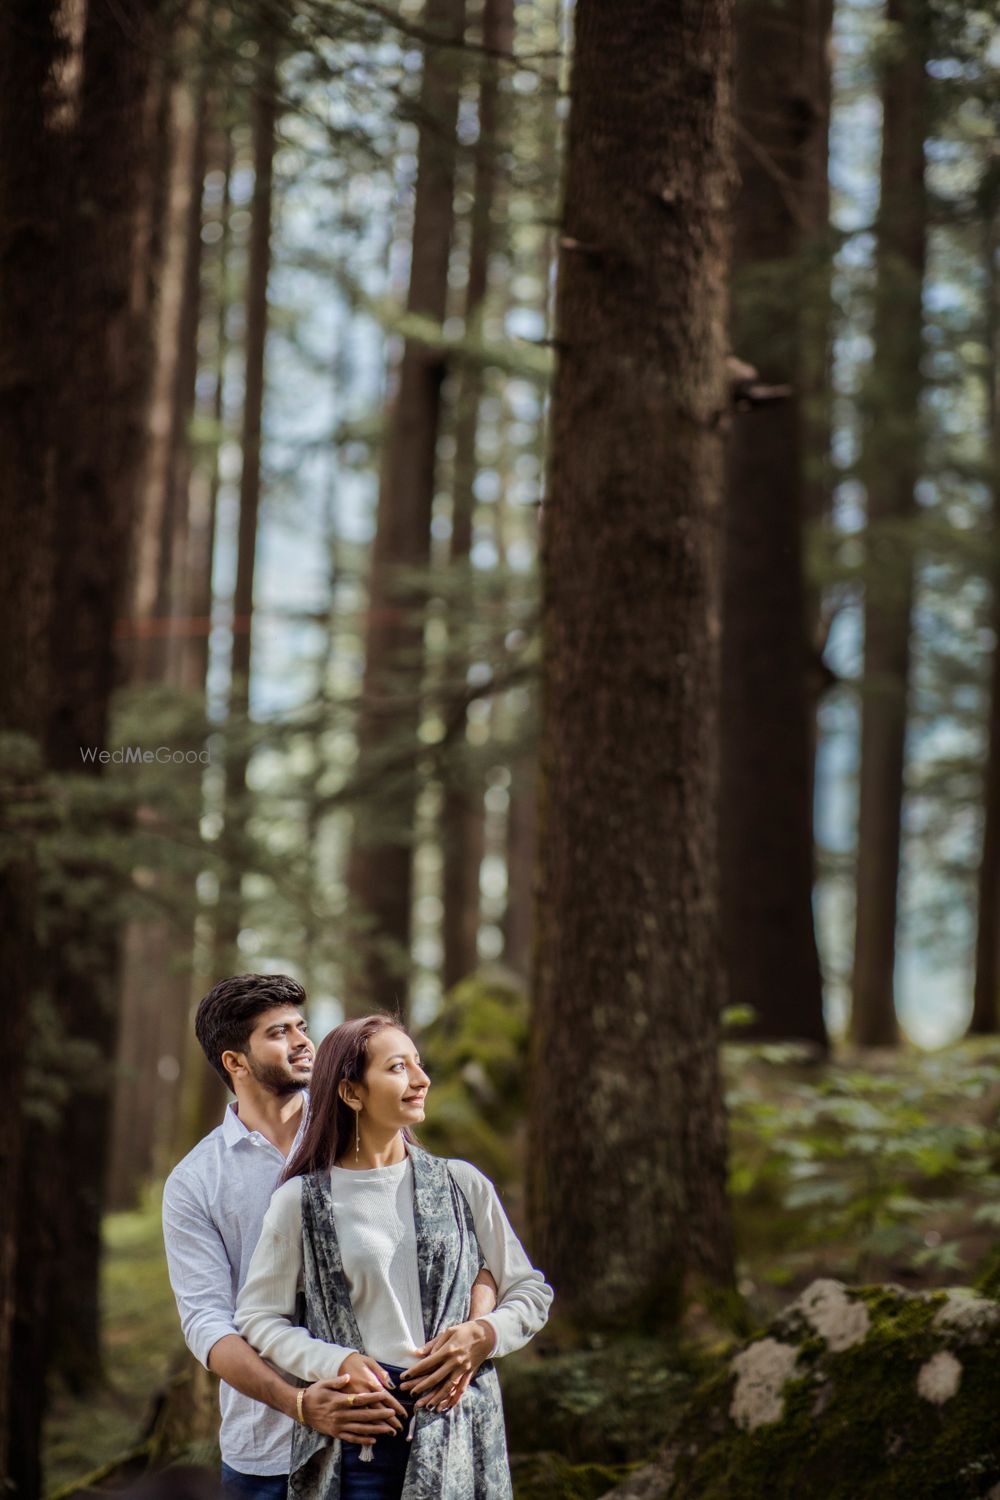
[
  {"left": 221, "top": 1093, "right": 310, "bottom": 1149},
  {"left": 222, "top": 1101, "right": 248, "bottom": 1147}
]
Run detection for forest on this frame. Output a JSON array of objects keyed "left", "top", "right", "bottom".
[{"left": 2, "top": 0, "right": 1000, "bottom": 1495}]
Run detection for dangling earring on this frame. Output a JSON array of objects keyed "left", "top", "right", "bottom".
[{"left": 355, "top": 1106, "right": 361, "bottom": 1163}]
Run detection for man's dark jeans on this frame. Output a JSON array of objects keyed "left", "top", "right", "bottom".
[{"left": 220, "top": 1461, "right": 289, "bottom": 1500}]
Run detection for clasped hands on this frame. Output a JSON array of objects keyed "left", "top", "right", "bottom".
[
  {"left": 400, "top": 1318, "right": 497, "bottom": 1413},
  {"left": 301, "top": 1319, "right": 495, "bottom": 1443},
  {"left": 301, "top": 1266, "right": 499, "bottom": 1442},
  {"left": 299, "top": 1357, "right": 407, "bottom": 1447}
]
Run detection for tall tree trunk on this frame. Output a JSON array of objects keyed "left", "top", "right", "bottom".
[
  {"left": 801, "top": 0, "right": 837, "bottom": 785},
  {"left": 850, "top": 0, "right": 928, "bottom": 1047},
  {"left": 7, "top": 0, "right": 165, "bottom": 1486},
  {"left": 528, "top": 0, "right": 735, "bottom": 1330},
  {"left": 0, "top": 0, "right": 63, "bottom": 1469},
  {"left": 213, "top": 21, "right": 278, "bottom": 971},
  {"left": 441, "top": 0, "right": 512, "bottom": 992},
  {"left": 719, "top": 0, "right": 830, "bottom": 1048},
  {"left": 178, "top": 122, "right": 233, "bottom": 699},
  {"left": 45, "top": 0, "right": 166, "bottom": 1384},
  {"left": 130, "top": 12, "right": 209, "bottom": 684},
  {"left": 174, "top": 111, "right": 235, "bottom": 1156},
  {"left": 109, "top": 16, "right": 211, "bottom": 1212},
  {"left": 971, "top": 194, "right": 1000, "bottom": 1036},
  {"left": 348, "top": 0, "right": 465, "bottom": 1014},
  {"left": 503, "top": 750, "right": 537, "bottom": 982}
]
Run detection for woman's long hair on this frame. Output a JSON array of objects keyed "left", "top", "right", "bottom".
[{"left": 282, "top": 1012, "right": 418, "bottom": 1181}]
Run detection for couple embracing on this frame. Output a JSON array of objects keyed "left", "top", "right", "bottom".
[{"left": 162, "top": 974, "right": 552, "bottom": 1500}]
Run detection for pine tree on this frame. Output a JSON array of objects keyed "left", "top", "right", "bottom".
[
  {"left": 851, "top": 0, "right": 930, "bottom": 1047},
  {"left": 529, "top": 0, "right": 735, "bottom": 1328},
  {"left": 720, "top": 0, "right": 831, "bottom": 1048},
  {"left": 0, "top": 0, "right": 63, "bottom": 1466},
  {"left": 348, "top": 0, "right": 466, "bottom": 1014}
]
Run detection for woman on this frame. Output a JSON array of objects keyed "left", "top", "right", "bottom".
[{"left": 236, "top": 1014, "right": 553, "bottom": 1500}]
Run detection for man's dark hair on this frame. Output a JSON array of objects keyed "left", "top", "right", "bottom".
[{"left": 195, "top": 973, "right": 307, "bottom": 1087}]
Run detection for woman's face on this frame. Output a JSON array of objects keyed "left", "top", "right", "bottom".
[{"left": 346, "top": 1026, "right": 430, "bottom": 1134}]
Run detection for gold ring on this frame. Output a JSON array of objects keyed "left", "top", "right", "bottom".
[{"left": 346, "top": 1394, "right": 355, "bottom": 1406}]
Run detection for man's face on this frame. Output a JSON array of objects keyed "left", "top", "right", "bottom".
[{"left": 241, "top": 1005, "right": 314, "bottom": 1097}]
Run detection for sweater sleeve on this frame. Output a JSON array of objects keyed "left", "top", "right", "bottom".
[
  {"left": 235, "top": 1176, "right": 357, "bottom": 1382},
  {"left": 447, "top": 1160, "right": 554, "bottom": 1358}
]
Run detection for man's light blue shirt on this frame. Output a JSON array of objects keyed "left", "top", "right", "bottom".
[{"left": 162, "top": 1100, "right": 306, "bottom": 1476}]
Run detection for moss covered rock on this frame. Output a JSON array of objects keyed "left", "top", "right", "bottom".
[
  {"left": 417, "top": 968, "right": 529, "bottom": 1191},
  {"left": 603, "top": 1279, "right": 1000, "bottom": 1499}
]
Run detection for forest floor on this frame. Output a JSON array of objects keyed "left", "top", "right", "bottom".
[
  {"left": 43, "top": 1188, "right": 180, "bottom": 1497},
  {"left": 41, "top": 1040, "right": 1000, "bottom": 1494}
]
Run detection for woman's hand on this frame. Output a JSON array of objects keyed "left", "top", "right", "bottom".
[
  {"left": 300, "top": 1375, "right": 405, "bottom": 1446},
  {"left": 338, "top": 1352, "right": 409, "bottom": 1421},
  {"left": 399, "top": 1320, "right": 496, "bottom": 1412}
]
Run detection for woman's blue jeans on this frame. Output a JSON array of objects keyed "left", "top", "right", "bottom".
[{"left": 340, "top": 1363, "right": 414, "bottom": 1500}]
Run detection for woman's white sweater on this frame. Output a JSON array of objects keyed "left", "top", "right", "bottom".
[{"left": 235, "top": 1154, "right": 552, "bottom": 1381}]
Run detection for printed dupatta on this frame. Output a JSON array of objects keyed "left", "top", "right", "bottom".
[{"left": 288, "top": 1146, "right": 512, "bottom": 1500}]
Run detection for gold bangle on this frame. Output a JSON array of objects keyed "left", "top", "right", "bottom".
[{"left": 296, "top": 1387, "right": 308, "bottom": 1425}]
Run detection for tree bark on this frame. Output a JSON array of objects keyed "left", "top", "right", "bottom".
[
  {"left": 109, "top": 15, "right": 212, "bottom": 1212},
  {"left": 0, "top": 0, "right": 63, "bottom": 1470},
  {"left": 213, "top": 21, "right": 278, "bottom": 971},
  {"left": 528, "top": 0, "right": 735, "bottom": 1330},
  {"left": 971, "top": 196, "right": 1000, "bottom": 1035},
  {"left": 503, "top": 751, "right": 537, "bottom": 983},
  {"left": 178, "top": 121, "right": 233, "bottom": 699},
  {"left": 441, "top": 0, "right": 512, "bottom": 992},
  {"left": 719, "top": 0, "right": 830, "bottom": 1048},
  {"left": 129, "top": 12, "right": 209, "bottom": 684},
  {"left": 850, "top": 0, "right": 928, "bottom": 1047},
  {"left": 6, "top": 0, "right": 165, "bottom": 1484},
  {"left": 46, "top": 0, "right": 166, "bottom": 1384},
  {"left": 801, "top": 0, "right": 837, "bottom": 757},
  {"left": 348, "top": 0, "right": 466, "bottom": 1014}
]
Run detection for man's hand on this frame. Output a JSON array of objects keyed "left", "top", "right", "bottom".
[
  {"left": 301, "top": 1375, "right": 405, "bottom": 1446},
  {"left": 399, "top": 1321, "right": 496, "bottom": 1413}
]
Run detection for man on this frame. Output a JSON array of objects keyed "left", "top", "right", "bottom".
[{"left": 163, "top": 973, "right": 497, "bottom": 1499}]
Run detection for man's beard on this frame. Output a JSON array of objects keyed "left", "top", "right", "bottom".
[{"left": 247, "top": 1053, "right": 311, "bottom": 1098}]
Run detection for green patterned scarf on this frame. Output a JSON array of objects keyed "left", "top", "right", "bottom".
[{"left": 288, "top": 1145, "right": 512, "bottom": 1500}]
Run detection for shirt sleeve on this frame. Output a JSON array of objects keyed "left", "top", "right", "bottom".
[
  {"left": 161, "top": 1167, "right": 241, "bottom": 1369},
  {"left": 235, "top": 1176, "right": 357, "bottom": 1382},
  {"left": 447, "top": 1160, "right": 554, "bottom": 1358}
]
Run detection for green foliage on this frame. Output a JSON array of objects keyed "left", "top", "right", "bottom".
[
  {"left": 510, "top": 1452, "right": 639, "bottom": 1500},
  {"left": 417, "top": 968, "right": 530, "bottom": 1192},
  {"left": 501, "top": 1341, "right": 692, "bottom": 1469},
  {"left": 726, "top": 1040, "right": 1000, "bottom": 1287}
]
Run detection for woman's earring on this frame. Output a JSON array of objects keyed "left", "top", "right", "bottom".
[{"left": 355, "top": 1106, "right": 361, "bottom": 1163}]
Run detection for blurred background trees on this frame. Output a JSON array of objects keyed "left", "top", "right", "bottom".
[{"left": 2, "top": 0, "right": 1000, "bottom": 1491}]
